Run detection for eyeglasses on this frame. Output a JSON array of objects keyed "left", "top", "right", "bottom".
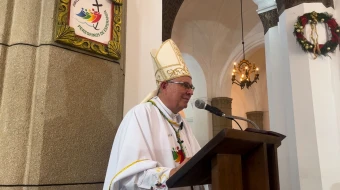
[{"left": 168, "top": 81, "right": 195, "bottom": 90}]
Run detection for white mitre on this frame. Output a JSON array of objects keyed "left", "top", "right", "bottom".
[{"left": 140, "top": 39, "right": 191, "bottom": 103}]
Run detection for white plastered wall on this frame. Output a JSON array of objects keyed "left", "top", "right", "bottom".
[
  {"left": 123, "top": 0, "right": 161, "bottom": 114},
  {"left": 181, "top": 54, "right": 211, "bottom": 147}
]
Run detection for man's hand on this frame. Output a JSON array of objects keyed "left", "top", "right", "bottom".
[{"left": 169, "top": 157, "right": 191, "bottom": 177}]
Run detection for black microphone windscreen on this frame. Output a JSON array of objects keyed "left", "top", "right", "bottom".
[{"left": 195, "top": 99, "right": 206, "bottom": 109}]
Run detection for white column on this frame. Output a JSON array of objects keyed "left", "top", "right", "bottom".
[
  {"left": 254, "top": 0, "right": 340, "bottom": 189},
  {"left": 124, "top": 0, "right": 162, "bottom": 114},
  {"left": 254, "top": 0, "right": 340, "bottom": 190},
  {"left": 265, "top": 25, "right": 300, "bottom": 190},
  {"left": 279, "top": 4, "right": 340, "bottom": 190},
  {"left": 253, "top": 0, "right": 301, "bottom": 189}
]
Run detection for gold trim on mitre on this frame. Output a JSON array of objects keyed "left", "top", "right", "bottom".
[{"left": 150, "top": 39, "right": 191, "bottom": 87}]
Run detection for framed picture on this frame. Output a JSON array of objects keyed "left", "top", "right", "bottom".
[{"left": 55, "top": 0, "right": 123, "bottom": 60}]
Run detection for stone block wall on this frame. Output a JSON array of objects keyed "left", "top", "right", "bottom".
[
  {"left": 211, "top": 97, "right": 232, "bottom": 136},
  {"left": 0, "top": 0, "right": 125, "bottom": 189}
]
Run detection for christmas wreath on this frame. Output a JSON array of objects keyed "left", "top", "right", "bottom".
[{"left": 293, "top": 11, "right": 340, "bottom": 58}]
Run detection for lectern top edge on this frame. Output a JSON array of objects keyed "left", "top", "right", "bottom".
[{"left": 220, "top": 128, "right": 285, "bottom": 145}]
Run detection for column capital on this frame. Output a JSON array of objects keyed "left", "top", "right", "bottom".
[
  {"left": 252, "top": 0, "right": 277, "bottom": 14},
  {"left": 276, "top": 0, "right": 334, "bottom": 15},
  {"left": 252, "top": 0, "right": 278, "bottom": 34},
  {"left": 211, "top": 97, "right": 233, "bottom": 136},
  {"left": 258, "top": 9, "right": 279, "bottom": 34},
  {"left": 246, "top": 111, "right": 264, "bottom": 130}
]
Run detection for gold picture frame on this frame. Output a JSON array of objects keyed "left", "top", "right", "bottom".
[{"left": 55, "top": 0, "right": 123, "bottom": 60}]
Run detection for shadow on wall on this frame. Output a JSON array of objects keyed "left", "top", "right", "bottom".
[
  {"left": 331, "top": 183, "right": 340, "bottom": 190},
  {"left": 40, "top": 60, "right": 116, "bottom": 184}
]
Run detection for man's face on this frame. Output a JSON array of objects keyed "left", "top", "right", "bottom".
[{"left": 164, "top": 76, "right": 194, "bottom": 113}]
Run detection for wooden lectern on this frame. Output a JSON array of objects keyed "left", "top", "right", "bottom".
[{"left": 166, "top": 128, "right": 285, "bottom": 190}]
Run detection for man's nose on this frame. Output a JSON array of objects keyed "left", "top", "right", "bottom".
[{"left": 186, "top": 89, "right": 194, "bottom": 95}]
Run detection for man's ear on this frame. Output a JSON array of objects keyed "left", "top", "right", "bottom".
[{"left": 160, "top": 81, "right": 168, "bottom": 90}]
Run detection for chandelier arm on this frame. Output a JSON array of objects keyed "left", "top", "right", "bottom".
[
  {"left": 250, "top": 80, "right": 257, "bottom": 85},
  {"left": 233, "top": 80, "right": 241, "bottom": 85}
]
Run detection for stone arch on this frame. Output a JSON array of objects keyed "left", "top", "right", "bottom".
[
  {"left": 162, "top": 0, "right": 184, "bottom": 41},
  {"left": 181, "top": 53, "right": 211, "bottom": 146}
]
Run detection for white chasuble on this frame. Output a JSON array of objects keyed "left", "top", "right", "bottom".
[{"left": 103, "top": 96, "right": 205, "bottom": 190}]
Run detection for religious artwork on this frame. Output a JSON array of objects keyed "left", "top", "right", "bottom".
[
  {"left": 293, "top": 11, "right": 340, "bottom": 59},
  {"left": 55, "top": 0, "right": 123, "bottom": 60},
  {"left": 172, "top": 146, "right": 186, "bottom": 164}
]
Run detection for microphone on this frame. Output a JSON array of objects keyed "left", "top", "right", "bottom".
[
  {"left": 194, "top": 99, "right": 260, "bottom": 129},
  {"left": 194, "top": 99, "right": 225, "bottom": 117}
]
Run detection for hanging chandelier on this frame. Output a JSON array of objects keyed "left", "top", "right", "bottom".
[{"left": 231, "top": 0, "right": 259, "bottom": 89}]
